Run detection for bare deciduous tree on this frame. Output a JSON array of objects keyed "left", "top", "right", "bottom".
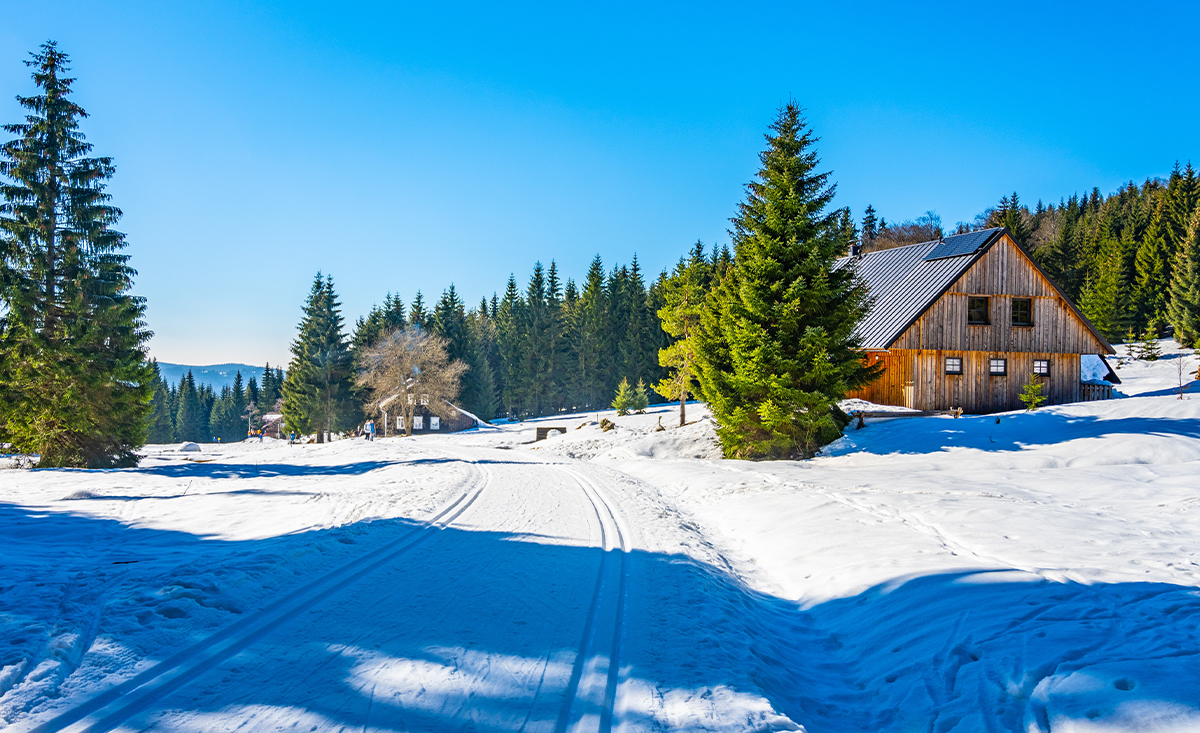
[{"left": 357, "top": 327, "right": 468, "bottom": 436}]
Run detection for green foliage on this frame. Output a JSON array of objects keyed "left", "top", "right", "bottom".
[
  {"left": 146, "top": 364, "right": 177, "bottom": 444},
  {"left": 0, "top": 42, "right": 153, "bottom": 466},
  {"left": 1168, "top": 210, "right": 1200, "bottom": 347},
  {"left": 654, "top": 249, "right": 708, "bottom": 426},
  {"left": 1078, "top": 231, "right": 1131, "bottom": 342},
  {"left": 1018, "top": 372, "right": 1047, "bottom": 411},
  {"left": 174, "top": 372, "right": 208, "bottom": 442},
  {"left": 282, "top": 273, "right": 354, "bottom": 442},
  {"left": 632, "top": 379, "right": 649, "bottom": 413},
  {"left": 1134, "top": 198, "right": 1173, "bottom": 330},
  {"left": 1137, "top": 327, "right": 1162, "bottom": 360},
  {"left": 611, "top": 377, "right": 634, "bottom": 416},
  {"left": 694, "top": 103, "right": 877, "bottom": 460}
]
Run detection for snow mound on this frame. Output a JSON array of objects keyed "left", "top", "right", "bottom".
[
  {"left": 178, "top": 442, "right": 201, "bottom": 452},
  {"left": 528, "top": 404, "right": 722, "bottom": 461}
]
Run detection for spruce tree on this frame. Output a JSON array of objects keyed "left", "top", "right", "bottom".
[
  {"left": 407, "top": 291, "right": 428, "bottom": 329},
  {"left": 1168, "top": 210, "right": 1200, "bottom": 347},
  {"left": 571, "top": 255, "right": 608, "bottom": 409},
  {"left": 611, "top": 377, "right": 634, "bottom": 416},
  {"left": 1134, "top": 197, "right": 1173, "bottom": 331},
  {"left": 632, "top": 379, "right": 649, "bottom": 413},
  {"left": 0, "top": 42, "right": 154, "bottom": 466},
  {"left": 496, "top": 274, "right": 526, "bottom": 416},
  {"left": 282, "top": 273, "right": 354, "bottom": 442},
  {"left": 146, "top": 362, "right": 176, "bottom": 443},
  {"left": 175, "top": 372, "right": 204, "bottom": 442},
  {"left": 1080, "top": 232, "right": 1132, "bottom": 342},
  {"left": 860, "top": 205, "right": 878, "bottom": 249},
  {"left": 654, "top": 255, "right": 707, "bottom": 426},
  {"left": 695, "top": 103, "right": 878, "bottom": 459}
]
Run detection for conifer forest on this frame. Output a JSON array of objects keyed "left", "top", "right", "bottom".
[{"left": 3, "top": 41, "right": 1199, "bottom": 464}]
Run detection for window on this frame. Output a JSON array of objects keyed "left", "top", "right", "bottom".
[
  {"left": 1012, "top": 298, "right": 1033, "bottom": 326},
  {"left": 968, "top": 297, "right": 990, "bottom": 324},
  {"left": 397, "top": 416, "right": 405, "bottom": 430},
  {"left": 1033, "top": 359, "right": 1049, "bottom": 375},
  {"left": 945, "top": 357, "right": 963, "bottom": 375},
  {"left": 413, "top": 415, "right": 424, "bottom": 430},
  {"left": 420, "top": 394, "right": 429, "bottom": 406},
  {"left": 430, "top": 416, "right": 440, "bottom": 430},
  {"left": 989, "top": 358, "right": 1007, "bottom": 375}
]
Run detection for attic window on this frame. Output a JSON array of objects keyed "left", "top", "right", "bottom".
[
  {"left": 1012, "top": 298, "right": 1033, "bottom": 326},
  {"left": 968, "top": 297, "right": 989, "bottom": 325},
  {"left": 945, "top": 357, "right": 963, "bottom": 375},
  {"left": 989, "top": 358, "right": 1007, "bottom": 376}
]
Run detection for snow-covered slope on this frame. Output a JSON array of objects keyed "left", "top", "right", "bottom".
[{"left": 1, "top": 341, "right": 1197, "bottom": 732}]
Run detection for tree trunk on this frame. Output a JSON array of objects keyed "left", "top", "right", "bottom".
[{"left": 679, "top": 394, "right": 686, "bottom": 426}]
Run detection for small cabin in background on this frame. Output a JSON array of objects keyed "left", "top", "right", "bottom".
[
  {"left": 843, "top": 227, "right": 1119, "bottom": 414},
  {"left": 380, "top": 400, "right": 479, "bottom": 436}
]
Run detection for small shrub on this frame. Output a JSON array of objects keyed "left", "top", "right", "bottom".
[
  {"left": 611, "top": 378, "right": 634, "bottom": 416},
  {"left": 1018, "top": 372, "right": 1047, "bottom": 411}
]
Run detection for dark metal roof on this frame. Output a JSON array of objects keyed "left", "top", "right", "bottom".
[{"left": 838, "top": 228, "right": 1004, "bottom": 349}]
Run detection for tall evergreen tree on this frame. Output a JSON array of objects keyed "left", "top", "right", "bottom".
[
  {"left": 174, "top": 372, "right": 207, "bottom": 442},
  {"left": 282, "top": 273, "right": 354, "bottom": 442},
  {"left": 1079, "top": 231, "right": 1132, "bottom": 342},
  {"left": 146, "top": 361, "right": 176, "bottom": 444},
  {"left": 695, "top": 103, "right": 877, "bottom": 459},
  {"left": 496, "top": 274, "right": 526, "bottom": 416},
  {"left": 407, "top": 290, "right": 428, "bottom": 329},
  {"left": 570, "top": 255, "right": 608, "bottom": 409},
  {"left": 1134, "top": 197, "right": 1173, "bottom": 330},
  {"left": 1168, "top": 210, "right": 1200, "bottom": 347},
  {"left": 860, "top": 205, "right": 878, "bottom": 249},
  {"left": 654, "top": 255, "right": 707, "bottom": 425},
  {"left": 0, "top": 42, "right": 154, "bottom": 466}
]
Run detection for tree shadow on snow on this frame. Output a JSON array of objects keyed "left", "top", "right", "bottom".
[
  {"left": 2, "top": 504, "right": 1198, "bottom": 732},
  {"left": 129, "top": 459, "right": 405, "bottom": 479},
  {"left": 843, "top": 411, "right": 1200, "bottom": 456}
]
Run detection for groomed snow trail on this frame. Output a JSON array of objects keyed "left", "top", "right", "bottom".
[
  {"left": 21, "top": 458, "right": 494, "bottom": 733},
  {"left": 8, "top": 447, "right": 652, "bottom": 733}
]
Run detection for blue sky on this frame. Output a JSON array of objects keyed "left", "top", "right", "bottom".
[{"left": 2, "top": 1, "right": 1196, "bottom": 366}]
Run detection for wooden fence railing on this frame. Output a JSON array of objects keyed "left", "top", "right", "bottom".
[{"left": 1080, "top": 382, "right": 1114, "bottom": 401}]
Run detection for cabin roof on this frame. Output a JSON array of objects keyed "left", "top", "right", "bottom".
[{"left": 838, "top": 227, "right": 1114, "bottom": 353}]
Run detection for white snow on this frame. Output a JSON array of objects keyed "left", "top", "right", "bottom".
[{"left": 1, "top": 339, "right": 1198, "bottom": 732}]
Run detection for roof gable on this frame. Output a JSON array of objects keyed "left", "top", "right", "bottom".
[
  {"left": 842, "top": 228, "right": 1115, "bottom": 354},
  {"left": 839, "top": 228, "right": 1004, "bottom": 349}
]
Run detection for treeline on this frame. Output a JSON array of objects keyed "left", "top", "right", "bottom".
[
  {"left": 859, "top": 164, "right": 1200, "bottom": 344},
  {"left": 349, "top": 249, "right": 731, "bottom": 421},
  {"left": 146, "top": 363, "right": 286, "bottom": 443}
]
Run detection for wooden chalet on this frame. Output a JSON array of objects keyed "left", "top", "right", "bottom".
[{"left": 843, "top": 227, "right": 1118, "bottom": 414}]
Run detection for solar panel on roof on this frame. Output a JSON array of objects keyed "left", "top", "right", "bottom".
[{"left": 923, "top": 229, "right": 1000, "bottom": 261}]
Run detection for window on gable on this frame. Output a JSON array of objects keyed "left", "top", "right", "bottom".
[
  {"left": 945, "top": 357, "right": 963, "bottom": 375},
  {"left": 989, "top": 358, "right": 1007, "bottom": 375},
  {"left": 1012, "top": 298, "right": 1033, "bottom": 326},
  {"left": 968, "top": 297, "right": 989, "bottom": 325},
  {"left": 1033, "top": 359, "right": 1049, "bottom": 375}
]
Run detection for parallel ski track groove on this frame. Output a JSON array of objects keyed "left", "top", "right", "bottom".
[
  {"left": 26, "top": 458, "right": 493, "bottom": 733},
  {"left": 554, "top": 466, "right": 630, "bottom": 733}
]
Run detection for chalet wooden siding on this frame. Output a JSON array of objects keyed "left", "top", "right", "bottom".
[
  {"left": 843, "top": 229, "right": 1115, "bottom": 414},
  {"left": 892, "top": 236, "right": 1109, "bottom": 354},
  {"left": 848, "top": 350, "right": 1079, "bottom": 413}
]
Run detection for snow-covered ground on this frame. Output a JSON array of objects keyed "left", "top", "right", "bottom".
[{"left": 1, "top": 341, "right": 1198, "bottom": 732}]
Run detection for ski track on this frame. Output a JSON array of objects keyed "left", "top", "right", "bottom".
[
  {"left": 554, "top": 466, "right": 630, "bottom": 733},
  {"left": 10, "top": 449, "right": 639, "bottom": 732},
  {"left": 18, "top": 459, "right": 493, "bottom": 733}
]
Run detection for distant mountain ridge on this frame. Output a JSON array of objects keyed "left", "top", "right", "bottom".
[{"left": 155, "top": 362, "right": 275, "bottom": 390}]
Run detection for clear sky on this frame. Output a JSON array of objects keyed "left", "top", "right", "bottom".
[{"left": 3, "top": 1, "right": 1197, "bottom": 366}]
